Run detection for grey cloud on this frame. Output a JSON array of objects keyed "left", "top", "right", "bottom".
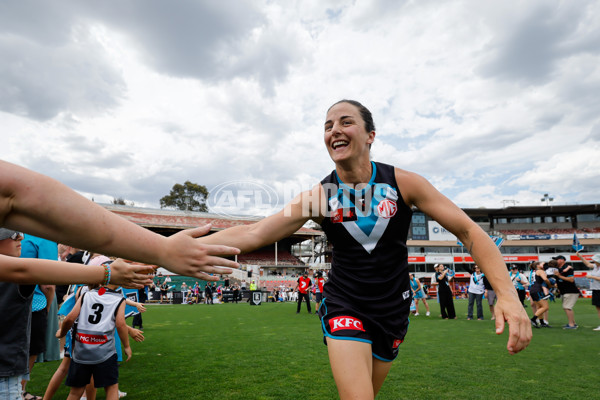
[
  {"left": 478, "top": 3, "right": 596, "bottom": 85},
  {"left": 0, "top": 34, "right": 125, "bottom": 121},
  {"left": 85, "top": 0, "right": 300, "bottom": 93},
  {"left": 0, "top": 0, "right": 300, "bottom": 121},
  {"left": 0, "top": 1, "right": 75, "bottom": 46}
]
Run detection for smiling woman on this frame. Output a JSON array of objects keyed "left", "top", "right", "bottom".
[{"left": 199, "top": 99, "right": 532, "bottom": 399}]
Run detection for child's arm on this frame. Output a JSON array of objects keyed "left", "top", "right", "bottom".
[
  {"left": 125, "top": 299, "right": 146, "bottom": 313},
  {"left": 128, "top": 326, "right": 145, "bottom": 342},
  {"left": 56, "top": 295, "right": 83, "bottom": 338},
  {"left": 0, "top": 255, "right": 153, "bottom": 288},
  {"left": 115, "top": 301, "right": 131, "bottom": 361}
]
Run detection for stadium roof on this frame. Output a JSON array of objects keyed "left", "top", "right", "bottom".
[{"left": 462, "top": 204, "right": 600, "bottom": 218}]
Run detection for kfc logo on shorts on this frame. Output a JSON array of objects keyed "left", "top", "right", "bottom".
[
  {"left": 329, "top": 316, "right": 366, "bottom": 333},
  {"left": 377, "top": 199, "right": 397, "bottom": 219},
  {"left": 393, "top": 339, "right": 403, "bottom": 349}
]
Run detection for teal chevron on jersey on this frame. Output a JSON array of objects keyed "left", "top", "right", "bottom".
[{"left": 329, "top": 164, "right": 399, "bottom": 254}]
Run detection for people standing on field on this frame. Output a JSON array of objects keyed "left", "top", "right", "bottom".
[
  {"left": 409, "top": 273, "right": 430, "bottom": 316},
  {"left": 575, "top": 251, "right": 600, "bottom": 331},
  {"left": 435, "top": 264, "right": 456, "bottom": 319}
]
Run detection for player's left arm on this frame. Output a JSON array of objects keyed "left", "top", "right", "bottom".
[{"left": 396, "top": 168, "right": 531, "bottom": 355}]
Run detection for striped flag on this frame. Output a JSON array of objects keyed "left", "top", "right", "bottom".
[
  {"left": 492, "top": 236, "right": 505, "bottom": 249},
  {"left": 572, "top": 233, "right": 584, "bottom": 252}
]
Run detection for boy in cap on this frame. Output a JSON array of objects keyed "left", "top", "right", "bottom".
[{"left": 0, "top": 228, "right": 37, "bottom": 399}]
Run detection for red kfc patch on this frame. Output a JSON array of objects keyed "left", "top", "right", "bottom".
[
  {"left": 393, "top": 339, "right": 403, "bottom": 349},
  {"left": 329, "top": 316, "right": 366, "bottom": 332}
]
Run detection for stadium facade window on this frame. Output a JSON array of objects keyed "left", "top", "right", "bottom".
[
  {"left": 424, "top": 247, "right": 452, "bottom": 254},
  {"left": 577, "top": 213, "right": 600, "bottom": 222},
  {"left": 544, "top": 216, "right": 554, "bottom": 223},
  {"left": 533, "top": 216, "right": 542, "bottom": 223},
  {"left": 501, "top": 246, "right": 536, "bottom": 254},
  {"left": 509, "top": 217, "right": 533, "bottom": 224},
  {"left": 494, "top": 218, "right": 508, "bottom": 224}
]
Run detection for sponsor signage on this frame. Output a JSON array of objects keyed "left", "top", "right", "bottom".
[
  {"left": 407, "top": 256, "right": 426, "bottom": 263},
  {"left": 425, "top": 255, "right": 453, "bottom": 263},
  {"left": 329, "top": 316, "right": 366, "bottom": 333},
  {"left": 428, "top": 221, "right": 457, "bottom": 241},
  {"left": 454, "top": 256, "right": 474, "bottom": 263},
  {"left": 76, "top": 333, "right": 108, "bottom": 345}
]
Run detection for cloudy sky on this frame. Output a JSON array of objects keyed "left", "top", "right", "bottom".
[{"left": 2, "top": 0, "right": 600, "bottom": 216}]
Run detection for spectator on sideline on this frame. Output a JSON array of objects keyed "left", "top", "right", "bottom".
[
  {"left": 132, "top": 283, "right": 148, "bottom": 329},
  {"left": 529, "top": 261, "right": 554, "bottom": 328},
  {"left": 483, "top": 273, "right": 497, "bottom": 321},
  {"left": 467, "top": 265, "right": 485, "bottom": 320},
  {"left": 295, "top": 270, "right": 312, "bottom": 314},
  {"left": 435, "top": 264, "right": 456, "bottom": 319},
  {"left": 510, "top": 265, "right": 528, "bottom": 306},
  {"left": 553, "top": 255, "right": 581, "bottom": 329},
  {"left": 232, "top": 283, "right": 240, "bottom": 303},
  {"left": 205, "top": 282, "right": 213, "bottom": 304},
  {"left": 575, "top": 251, "right": 600, "bottom": 331},
  {"left": 314, "top": 271, "right": 326, "bottom": 314},
  {"left": 528, "top": 261, "right": 549, "bottom": 324},
  {"left": 181, "top": 282, "right": 189, "bottom": 304},
  {"left": 160, "top": 279, "right": 169, "bottom": 304},
  {"left": 409, "top": 273, "right": 430, "bottom": 316}
]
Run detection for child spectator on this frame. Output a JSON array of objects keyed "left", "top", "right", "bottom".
[{"left": 57, "top": 276, "right": 131, "bottom": 400}]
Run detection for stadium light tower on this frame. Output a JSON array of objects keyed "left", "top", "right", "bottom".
[{"left": 540, "top": 193, "right": 554, "bottom": 206}]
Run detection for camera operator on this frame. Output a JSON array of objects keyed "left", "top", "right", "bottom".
[{"left": 434, "top": 264, "right": 456, "bottom": 319}]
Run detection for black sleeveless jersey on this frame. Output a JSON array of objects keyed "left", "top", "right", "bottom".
[{"left": 320, "top": 162, "right": 413, "bottom": 333}]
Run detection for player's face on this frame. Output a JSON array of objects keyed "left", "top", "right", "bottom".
[{"left": 324, "top": 102, "right": 374, "bottom": 164}]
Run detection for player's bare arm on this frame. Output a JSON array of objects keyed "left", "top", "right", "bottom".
[
  {"left": 199, "top": 184, "right": 323, "bottom": 253},
  {"left": 396, "top": 167, "right": 532, "bottom": 354}
]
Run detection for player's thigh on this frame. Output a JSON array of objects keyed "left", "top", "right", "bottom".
[
  {"left": 326, "top": 337, "right": 374, "bottom": 399},
  {"left": 372, "top": 357, "right": 393, "bottom": 396}
]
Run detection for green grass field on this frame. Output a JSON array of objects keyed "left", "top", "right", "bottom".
[{"left": 28, "top": 299, "right": 600, "bottom": 399}]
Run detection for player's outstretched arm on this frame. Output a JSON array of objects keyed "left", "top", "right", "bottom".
[
  {"left": 397, "top": 168, "right": 532, "bottom": 354},
  {"left": 198, "top": 186, "right": 320, "bottom": 253},
  {"left": 0, "top": 160, "right": 240, "bottom": 279}
]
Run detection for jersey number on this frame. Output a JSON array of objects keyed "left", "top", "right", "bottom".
[{"left": 88, "top": 303, "right": 104, "bottom": 324}]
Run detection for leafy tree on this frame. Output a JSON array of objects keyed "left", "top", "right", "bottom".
[
  {"left": 112, "top": 197, "right": 134, "bottom": 206},
  {"left": 160, "top": 181, "right": 209, "bottom": 212}
]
